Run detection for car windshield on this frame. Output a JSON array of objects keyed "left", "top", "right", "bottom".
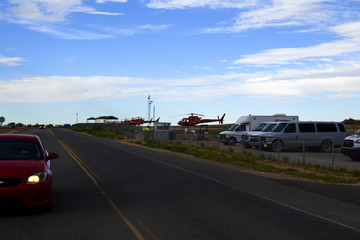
[
  {"left": 262, "top": 123, "right": 277, "bottom": 132},
  {"left": 228, "top": 124, "right": 246, "bottom": 131},
  {"left": 272, "top": 123, "right": 288, "bottom": 132},
  {"left": 253, "top": 123, "right": 267, "bottom": 131},
  {"left": 355, "top": 129, "right": 360, "bottom": 135},
  {"left": 228, "top": 125, "right": 238, "bottom": 131},
  {"left": 0, "top": 139, "right": 43, "bottom": 160}
]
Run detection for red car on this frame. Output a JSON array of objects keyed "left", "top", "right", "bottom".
[{"left": 0, "top": 134, "right": 59, "bottom": 208}]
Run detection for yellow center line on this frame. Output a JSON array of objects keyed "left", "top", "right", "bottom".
[
  {"left": 58, "top": 140, "right": 99, "bottom": 185},
  {"left": 48, "top": 129, "right": 55, "bottom": 137},
  {"left": 58, "top": 140, "right": 102, "bottom": 184},
  {"left": 135, "top": 217, "right": 160, "bottom": 240},
  {"left": 57, "top": 139, "right": 147, "bottom": 240}
]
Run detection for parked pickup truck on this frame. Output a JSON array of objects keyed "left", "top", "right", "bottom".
[{"left": 341, "top": 129, "right": 360, "bottom": 161}]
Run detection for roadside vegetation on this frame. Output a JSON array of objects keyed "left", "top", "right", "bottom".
[
  {"left": 70, "top": 125, "right": 124, "bottom": 139},
  {"left": 69, "top": 125, "right": 360, "bottom": 184},
  {"left": 0, "top": 128, "right": 29, "bottom": 134}
]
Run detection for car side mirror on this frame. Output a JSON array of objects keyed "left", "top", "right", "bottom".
[{"left": 47, "top": 152, "right": 59, "bottom": 160}]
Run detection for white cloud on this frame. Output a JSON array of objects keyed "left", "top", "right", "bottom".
[
  {"left": 202, "top": 66, "right": 211, "bottom": 71},
  {"left": 70, "top": 6, "right": 123, "bottom": 16},
  {"left": 146, "top": 0, "right": 257, "bottom": 9},
  {"left": 7, "top": 0, "right": 82, "bottom": 23},
  {"left": 103, "top": 24, "right": 170, "bottom": 36},
  {"left": 231, "top": 0, "right": 330, "bottom": 32},
  {"left": 200, "top": 0, "right": 358, "bottom": 35},
  {"left": 65, "top": 57, "right": 75, "bottom": 62},
  {"left": 1, "top": 63, "right": 359, "bottom": 102},
  {"left": 27, "top": 23, "right": 115, "bottom": 39},
  {"left": 327, "top": 93, "right": 360, "bottom": 99},
  {"left": 0, "top": 76, "right": 152, "bottom": 103},
  {"left": 138, "top": 24, "right": 171, "bottom": 30},
  {"left": 234, "top": 21, "right": 360, "bottom": 65},
  {"left": 96, "top": 0, "right": 127, "bottom": 3},
  {"left": 0, "top": 54, "right": 24, "bottom": 66},
  {"left": 4, "top": 0, "right": 122, "bottom": 23},
  {"left": 3, "top": 1, "right": 175, "bottom": 38}
]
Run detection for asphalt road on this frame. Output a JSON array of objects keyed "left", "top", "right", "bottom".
[{"left": 1, "top": 128, "right": 360, "bottom": 240}]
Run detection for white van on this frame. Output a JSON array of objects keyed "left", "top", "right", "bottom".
[
  {"left": 245, "top": 122, "right": 281, "bottom": 148},
  {"left": 261, "top": 121, "right": 347, "bottom": 152},
  {"left": 218, "top": 114, "right": 299, "bottom": 145}
]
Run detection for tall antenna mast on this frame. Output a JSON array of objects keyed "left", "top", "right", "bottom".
[{"left": 148, "top": 95, "right": 153, "bottom": 121}]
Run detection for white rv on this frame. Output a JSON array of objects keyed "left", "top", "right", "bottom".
[{"left": 218, "top": 114, "right": 299, "bottom": 145}]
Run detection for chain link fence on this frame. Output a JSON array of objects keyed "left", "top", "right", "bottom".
[
  {"left": 74, "top": 123, "right": 359, "bottom": 170},
  {"left": 144, "top": 127, "right": 358, "bottom": 170}
]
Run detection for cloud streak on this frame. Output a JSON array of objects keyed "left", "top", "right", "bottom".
[
  {"left": 203, "top": 0, "right": 334, "bottom": 33},
  {"left": 234, "top": 21, "right": 360, "bottom": 65},
  {"left": 0, "top": 54, "right": 24, "bottom": 66},
  {"left": 5, "top": 0, "right": 122, "bottom": 23},
  {"left": 1, "top": 0, "right": 124, "bottom": 39},
  {"left": 146, "top": 0, "right": 257, "bottom": 9}
]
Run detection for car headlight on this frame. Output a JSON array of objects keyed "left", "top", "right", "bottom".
[
  {"left": 355, "top": 139, "right": 360, "bottom": 144},
  {"left": 27, "top": 172, "right": 48, "bottom": 184}
]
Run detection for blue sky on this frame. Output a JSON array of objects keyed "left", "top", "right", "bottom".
[{"left": 1, "top": 0, "right": 360, "bottom": 126}]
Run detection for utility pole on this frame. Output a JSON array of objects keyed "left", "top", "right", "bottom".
[
  {"left": 148, "top": 95, "right": 153, "bottom": 121},
  {"left": 153, "top": 106, "right": 156, "bottom": 122}
]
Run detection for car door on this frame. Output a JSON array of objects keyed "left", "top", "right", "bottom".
[{"left": 282, "top": 123, "right": 298, "bottom": 148}]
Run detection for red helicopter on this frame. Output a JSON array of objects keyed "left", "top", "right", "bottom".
[
  {"left": 178, "top": 113, "right": 225, "bottom": 126},
  {"left": 121, "top": 117, "right": 160, "bottom": 126}
]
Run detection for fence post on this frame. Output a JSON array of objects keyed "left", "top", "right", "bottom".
[
  {"left": 302, "top": 140, "right": 305, "bottom": 164},
  {"left": 258, "top": 138, "right": 261, "bottom": 157},
  {"left": 331, "top": 141, "right": 335, "bottom": 168},
  {"left": 277, "top": 139, "right": 280, "bottom": 161}
]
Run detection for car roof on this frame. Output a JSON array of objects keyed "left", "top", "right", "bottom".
[{"left": 0, "top": 134, "right": 39, "bottom": 140}]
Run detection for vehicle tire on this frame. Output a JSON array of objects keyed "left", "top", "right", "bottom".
[
  {"left": 350, "top": 157, "right": 360, "bottom": 161},
  {"left": 222, "top": 139, "right": 229, "bottom": 145},
  {"left": 243, "top": 142, "right": 251, "bottom": 148},
  {"left": 229, "top": 138, "right": 236, "bottom": 146},
  {"left": 263, "top": 146, "right": 271, "bottom": 151},
  {"left": 320, "top": 140, "right": 332, "bottom": 153},
  {"left": 271, "top": 140, "right": 283, "bottom": 152}
]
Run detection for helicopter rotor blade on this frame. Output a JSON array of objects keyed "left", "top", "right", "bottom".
[{"left": 187, "top": 113, "right": 204, "bottom": 117}]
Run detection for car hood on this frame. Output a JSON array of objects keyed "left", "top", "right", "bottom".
[
  {"left": 218, "top": 131, "right": 234, "bottom": 135},
  {"left": 347, "top": 134, "right": 360, "bottom": 140},
  {"left": 0, "top": 160, "right": 45, "bottom": 178}
]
